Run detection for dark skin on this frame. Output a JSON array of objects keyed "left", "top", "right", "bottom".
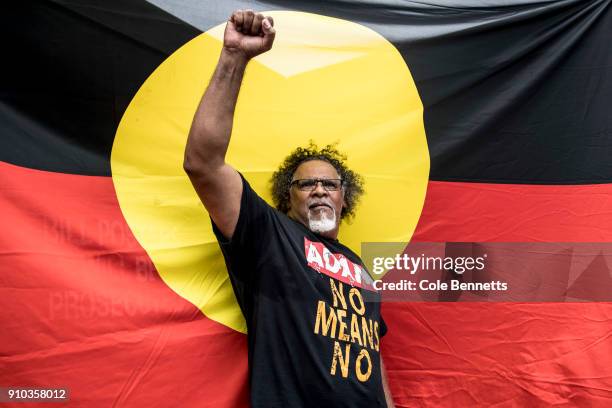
[
  {"left": 183, "top": 10, "right": 276, "bottom": 241},
  {"left": 183, "top": 10, "right": 394, "bottom": 407},
  {"left": 287, "top": 160, "right": 345, "bottom": 239}
]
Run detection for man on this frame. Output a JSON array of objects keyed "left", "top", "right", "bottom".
[{"left": 184, "top": 10, "right": 394, "bottom": 407}]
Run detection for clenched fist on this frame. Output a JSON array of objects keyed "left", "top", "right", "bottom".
[{"left": 224, "top": 10, "right": 276, "bottom": 59}]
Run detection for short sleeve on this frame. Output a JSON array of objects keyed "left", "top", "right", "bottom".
[{"left": 211, "top": 174, "right": 274, "bottom": 282}]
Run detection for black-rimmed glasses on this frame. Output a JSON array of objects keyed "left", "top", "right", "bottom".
[{"left": 290, "top": 178, "right": 343, "bottom": 191}]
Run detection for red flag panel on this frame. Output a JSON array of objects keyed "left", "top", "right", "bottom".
[
  {"left": 382, "top": 180, "right": 612, "bottom": 407},
  {"left": 0, "top": 161, "right": 248, "bottom": 407}
]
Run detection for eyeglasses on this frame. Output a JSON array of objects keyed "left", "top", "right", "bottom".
[{"left": 290, "top": 178, "right": 343, "bottom": 191}]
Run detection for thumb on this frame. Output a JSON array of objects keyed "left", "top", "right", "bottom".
[{"left": 262, "top": 17, "right": 276, "bottom": 49}]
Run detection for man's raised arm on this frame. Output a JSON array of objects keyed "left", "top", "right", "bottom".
[{"left": 183, "top": 10, "right": 275, "bottom": 239}]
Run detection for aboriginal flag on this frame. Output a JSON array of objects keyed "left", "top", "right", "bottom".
[{"left": 2, "top": 1, "right": 611, "bottom": 407}]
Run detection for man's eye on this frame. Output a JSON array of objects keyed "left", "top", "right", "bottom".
[
  {"left": 299, "top": 180, "right": 316, "bottom": 188},
  {"left": 323, "top": 180, "right": 340, "bottom": 189},
  {"left": 322, "top": 181, "right": 335, "bottom": 188}
]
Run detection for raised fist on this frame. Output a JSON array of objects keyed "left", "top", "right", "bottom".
[{"left": 224, "top": 10, "right": 276, "bottom": 59}]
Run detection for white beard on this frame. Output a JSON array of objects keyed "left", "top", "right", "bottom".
[{"left": 308, "top": 207, "right": 337, "bottom": 233}]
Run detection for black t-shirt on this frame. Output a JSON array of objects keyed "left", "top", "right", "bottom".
[{"left": 212, "top": 175, "right": 388, "bottom": 408}]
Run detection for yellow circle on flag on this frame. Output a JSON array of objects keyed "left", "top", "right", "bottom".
[{"left": 112, "top": 11, "right": 429, "bottom": 333}]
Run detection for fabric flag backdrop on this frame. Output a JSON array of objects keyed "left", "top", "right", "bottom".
[{"left": 2, "top": 0, "right": 611, "bottom": 407}]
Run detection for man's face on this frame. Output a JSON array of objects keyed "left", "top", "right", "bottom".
[{"left": 287, "top": 160, "right": 345, "bottom": 238}]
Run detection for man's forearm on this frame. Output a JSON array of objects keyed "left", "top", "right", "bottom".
[
  {"left": 184, "top": 49, "right": 248, "bottom": 174},
  {"left": 182, "top": 10, "right": 274, "bottom": 239}
]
